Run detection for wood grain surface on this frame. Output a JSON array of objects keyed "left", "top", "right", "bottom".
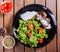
[
  {"left": 4, "top": 0, "right": 13, "bottom": 35},
  {"left": 0, "top": 0, "right": 59, "bottom": 52},
  {"left": 14, "top": 0, "right": 24, "bottom": 52},
  {"left": 57, "top": 0, "right": 60, "bottom": 52},
  {"left": 46, "top": 0, "right": 57, "bottom": 52},
  {"left": 0, "top": 0, "right": 3, "bottom": 28},
  {"left": 3, "top": 0, "right": 14, "bottom": 52},
  {"left": 0, "top": 36, "right": 3, "bottom": 52},
  {"left": 35, "top": 0, "right": 45, "bottom": 5}
]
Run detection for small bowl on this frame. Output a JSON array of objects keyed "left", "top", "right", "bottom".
[
  {"left": 2, "top": 36, "right": 15, "bottom": 49},
  {"left": 0, "top": 1, "right": 13, "bottom": 14}
]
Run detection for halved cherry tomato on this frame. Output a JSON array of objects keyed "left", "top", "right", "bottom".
[
  {"left": 38, "top": 28, "right": 44, "bottom": 33},
  {"left": 1, "top": 2, "right": 12, "bottom": 14},
  {"left": 28, "top": 24, "right": 34, "bottom": 30},
  {"left": 8, "top": 2, "right": 12, "bottom": 8},
  {"left": 1, "top": 3, "right": 7, "bottom": 10},
  {"left": 2, "top": 9, "right": 8, "bottom": 13},
  {"left": 27, "top": 32, "right": 31, "bottom": 38},
  {"left": 39, "top": 39, "right": 43, "bottom": 44},
  {"left": 7, "top": 8, "right": 12, "bottom": 12}
]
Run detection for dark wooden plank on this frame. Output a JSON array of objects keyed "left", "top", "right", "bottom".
[
  {"left": 0, "top": 36, "right": 3, "bottom": 52},
  {"left": 25, "top": 47, "right": 34, "bottom": 52},
  {"left": 35, "top": 0, "right": 46, "bottom": 52},
  {"left": 15, "top": 42, "right": 24, "bottom": 52},
  {"left": 47, "top": 36, "right": 56, "bottom": 52},
  {"left": 46, "top": 0, "right": 56, "bottom": 16},
  {"left": 4, "top": 0, "right": 14, "bottom": 52},
  {"left": 0, "top": 0, "right": 3, "bottom": 28},
  {"left": 4, "top": 0, "right": 13, "bottom": 35},
  {"left": 57, "top": 0, "right": 60, "bottom": 52},
  {"left": 4, "top": 49, "right": 14, "bottom": 52},
  {"left": 35, "top": 0, "right": 45, "bottom": 5},
  {"left": 0, "top": 1, "right": 3, "bottom": 52},
  {"left": 0, "top": 0, "right": 3, "bottom": 36},
  {"left": 46, "top": 0, "right": 57, "bottom": 52},
  {"left": 15, "top": 0, "right": 24, "bottom": 14},
  {"left": 25, "top": 0, "right": 35, "bottom": 52},
  {"left": 36, "top": 47, "right": 46, "bottom": 52},
  {"left": 25, "top": 0, "right": 34, "bottom": 5},
  {"left": 0, "top": 13, "right": 3, "bottom": 28},
  {"left": 14, "top": 0, "right": 24, "bottom": 52}
]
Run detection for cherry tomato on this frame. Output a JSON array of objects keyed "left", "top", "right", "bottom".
[
  {"left": 27, "top": 32, "right": 31, "bottom": 38},
  {"left": 28, "top": 24, "right": 34, "bottom": 30},
  {"left": 1, "top": 2, "right": 12, "bottom": 13},
  {"left": 8, "top": 2, "right": 12, "bottom": 8},
  {"left": 2, "top": 9, "right": 8, "bottom": 13},
  {"left": 1, "top": 3, "right": 7, "bottom": 10},
  {"left": 7, "top": 8, "right": 12, "bottom": 12},
  {"left": 39, "top": 39, "right": 43, "bottom": 44},
  {"left": 38, "top": 28, "right": 43, "bottom": 33},
  {"left": 9, "top": 4, "right": 12, "bottom": 8}
]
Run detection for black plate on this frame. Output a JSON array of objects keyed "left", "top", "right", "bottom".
[{"left": 12, "top": 4, "right": 57, "bottom": 48}]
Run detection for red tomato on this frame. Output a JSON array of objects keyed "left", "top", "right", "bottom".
[
  {"left": 2, "top": 9, "right": 8, "bottom": 13},
  {"left": 9, "top": 4, "right": 12, "bottom": 8},
  {"left": 7, "top": 2, "right": 12, "bottom": 12},
  {"left": 7, "top": 8, "right": 12, "bottom": 12},
  {"left": 1, "top": 2, "right": 12, "bottom": 13},
  {"left": 39, "top": 39, "right": 43, "bottom": 44},
  {"left": 27, "top": 32, "right": 31, "bottom": 38},
  {"left": 38, "top": 28, "right": 43, "bottom": 33},
  {"left": 28, "top": 24, "right": 34, "bottom": 30},
  {"left": 1, "top": 3, "right": 7, "bottom": 10},
  {"left": 7, "top": 2, "right": 12, "bottom": 8}
]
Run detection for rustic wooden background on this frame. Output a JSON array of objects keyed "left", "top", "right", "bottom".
[{"left": 0, "top": 0, "right": 60, "bottom": 52}]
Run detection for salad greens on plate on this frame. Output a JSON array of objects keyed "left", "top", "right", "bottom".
[{"left": 15, "top": 16, "right": 48, "bottom": 47}]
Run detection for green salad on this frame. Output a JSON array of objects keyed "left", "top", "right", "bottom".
[{"left": 15, "top": 16, "right": 48, "bottom": 47}]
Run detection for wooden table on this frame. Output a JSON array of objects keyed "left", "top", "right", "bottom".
[{"left": 0, "top": 0, "right": 60, "bottom": 52}]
